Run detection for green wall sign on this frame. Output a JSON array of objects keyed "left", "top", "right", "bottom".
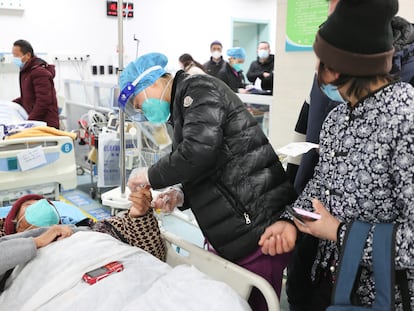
[{"left": 286, "top": 0, "right": 328, "bottom": 51}]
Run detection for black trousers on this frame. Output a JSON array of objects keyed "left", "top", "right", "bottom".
[{"left": 288, "top": 268, "right": 333, "bottom": 311}]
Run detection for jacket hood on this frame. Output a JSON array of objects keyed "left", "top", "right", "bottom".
[
  {"left": 392, "top": 16, "right": 414, "bottom": 51},
  {"left": 21, "top": 56, "right": 56, "bottom": 78}
]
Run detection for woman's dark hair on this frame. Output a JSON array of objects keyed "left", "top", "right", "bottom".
[
  {"left": 179, "top": 53, "right": 205, "bottom": 71},
  {"left": 317, "top": 62, "right": 395, "bottom": 99},
  {"left": 13, "top": 39, "right": 34, "bottom": 56}
]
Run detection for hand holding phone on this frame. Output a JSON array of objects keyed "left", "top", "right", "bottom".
[
  {"left": 286, "top": 205, "right": 321, "bottom": 224},
  {"left": 82, "top": 261, "right": 124, "bottom": 285}
]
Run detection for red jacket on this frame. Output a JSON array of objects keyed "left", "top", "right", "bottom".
[{"left": 13, "top": 56, "right": 59, "bottom": 128}]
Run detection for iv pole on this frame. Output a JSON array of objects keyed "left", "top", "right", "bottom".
[{"left": 117, "top": 0, "right": 126, "bottom": 197}]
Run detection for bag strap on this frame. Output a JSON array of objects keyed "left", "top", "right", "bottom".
[
  {"left": 371, "top": 223, "right": 396, "bottom": 310},
  {"left": 331, "top": 221, "right": 397, "bottom": 310},
  {"left": 396, "top": 270, "right": 412, "bottom": 311},
  {"left": 332, "top": 220, "right": 371, "bottom": 305}
]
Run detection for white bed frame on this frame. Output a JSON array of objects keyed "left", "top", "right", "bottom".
[
  {"left": 0, "top": 136, "right": 77, "bottom": 203},
  {"left": 163, "top": 231, "right": 280, "bottom": 311}
]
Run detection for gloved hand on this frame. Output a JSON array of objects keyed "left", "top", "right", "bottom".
[
  {"left": 128, "top": 167, "right": 150, "bottom": 190},
  {"left": 153, "top": 186, "right": 184, "bottom": 213}
]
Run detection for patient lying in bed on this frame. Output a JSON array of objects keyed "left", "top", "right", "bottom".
[
  {"left": 0, "top": 189, "right": 166, "bottom": 261},
  {"left": 0, "top": 190, "right": 251, "bottom": 310},
  {"left": 0, "top": 230, "right": 251, "bottom": 310}
]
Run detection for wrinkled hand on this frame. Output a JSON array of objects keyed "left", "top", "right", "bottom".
[
  {"left": 294, "top": 198, "right": 340, "bottom": 241},
  {"left": 128, "top": 185, "right": 152, "bottom": 217},
  {"left": 34, "top": 225, "right": 73, "bottom": 248},
  {"left": 153, "top": 186, "right": 184, "bottom": 213},
  {"left": 127, "top": 167, "right": 150, "bottom": 190},
  {"left": 258, "top": 220, "right": 297, "bottom": 256}
]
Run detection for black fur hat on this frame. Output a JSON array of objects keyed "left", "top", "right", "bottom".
[{"left": 313, "top": 0, "right": 399, "bottom": 76}]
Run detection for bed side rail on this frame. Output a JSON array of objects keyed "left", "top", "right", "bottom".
[{"left": 162, "top": 231, "right": 280, "bottom": 311}]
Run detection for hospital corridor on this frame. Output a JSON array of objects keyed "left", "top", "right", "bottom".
[{"left": 1, "top": 0, "right": 414, "bottom": 310}]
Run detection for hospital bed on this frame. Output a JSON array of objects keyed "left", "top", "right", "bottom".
[
  {"left": 0, "top": 135, "right": 280, "bottom": 310},
  {"left": 163, "top": 230, "right": 280, "bottom": 310},
  {"left": 0, "top": 136, "right": 77, "bottom": 205}
]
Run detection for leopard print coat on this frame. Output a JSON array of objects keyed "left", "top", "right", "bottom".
[{"left": 91, "top": 211, "right": 166, "bottom": 262}]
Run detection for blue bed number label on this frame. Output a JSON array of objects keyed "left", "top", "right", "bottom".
[{"left": 61, "top": 143, "right": 73, "bottom": 153}]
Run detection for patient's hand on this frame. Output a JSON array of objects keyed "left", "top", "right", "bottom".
[
  {"left": 127, "top": 167, "right": 150, "bottom": 190},
  {"left": 128, "top": 186, "right": 152, "bottom": 217},
  {"left": 34, "top": 225, "right": 73, "bottom": 249}
]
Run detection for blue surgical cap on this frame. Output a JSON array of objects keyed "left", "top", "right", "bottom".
[
  {"left": 227, "top": 47, "right": 246, "bottom": 60},
  {"left": 119, "top": 52, "right": 168, "bottom": 96},
  {"left": 25, "top": 199, "right": 60, "bottom": 227}
]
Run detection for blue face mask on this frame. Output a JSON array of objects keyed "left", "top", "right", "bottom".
[
  {"left": 257, "top": 49, "right": 269, "bottom": 59},
  {"left": 232, "top": 63, "right": 243, "bottom": 72},
  {"left": 12, "top": 57, "right": 24, "bottom": 68},
  {"left": 320, "top": 84, "right": 347, "bottom": 103}
]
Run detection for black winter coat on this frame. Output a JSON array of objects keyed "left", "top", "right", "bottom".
[
  {"left": 216, "top": 62, "right": 246, "bottom": 93},
  {"left": 148, "top": 71, "right": 297, "bottom": 261},
  {"left": 246, "top": 54, "right": 275, "bottom": 92}
]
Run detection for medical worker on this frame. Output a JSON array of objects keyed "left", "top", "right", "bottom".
[
  {"left": 121, "top": 52, "right": 297, "bottom": 311},
  {"left": 217, "top": 47, "right": 248, "bottom": 93}
]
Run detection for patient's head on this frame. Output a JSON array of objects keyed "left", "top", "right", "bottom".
[
  {"left": 16, "top": 199, "right": 60, "bottom": 232},
  {"left": 4, "top": 194, "right": 60, "bottom": 234}
]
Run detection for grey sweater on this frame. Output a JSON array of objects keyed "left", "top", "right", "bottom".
[
  {"left": 0, "top": 227, "right": 81, "bottom": 291},
  {"left": 0, "top": 228, "right": 47, "bottom": 277}
]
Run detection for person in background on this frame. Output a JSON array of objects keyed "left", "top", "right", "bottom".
[
  {"left": 284, "top": 0, "right": 414, "bottom": 309},
  {"left": 203, "top": 40, "right": 227, "bottom": 77},
  {"left": 11, "top": 40, "right": 59, "bottom": 129},
  {"left": 120, "top": 52, "right": 298, "bottom": 311},
  {"left": 217, "top": 47, "right": 248, "bottom": 93},
  {"left": 261, "top": 0, "right": 413, "bottom": 309},
  {"left": 391, "top": 16, "right": 414, "bottom": 86},
  {"left": 178, "top": 53, "right": 206, "bottom": 75},
  {"left": 246, "top": 41, "right": 275, "bottom": 95},
  {"left": 0, "top": 191, "right": 165, "bottom": 261}
]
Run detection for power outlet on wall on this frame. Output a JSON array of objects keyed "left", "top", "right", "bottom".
[
  {"left": 0, "top": 0, "right": 24, "bottom": 10},
  {"left": 53, "top": 54, "right": 90, "bottom": 62}
]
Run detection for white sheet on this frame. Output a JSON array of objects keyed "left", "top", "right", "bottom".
[
  {"left": 0, "top": 231, "right": 251, "bottom": 311},
  {"left": 0, "top": 100, "right": 28, "bottom": 124}
]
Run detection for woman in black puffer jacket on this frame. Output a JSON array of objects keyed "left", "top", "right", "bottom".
[{"left": 121, "top": 52, "right": 297, "bottom": 311}]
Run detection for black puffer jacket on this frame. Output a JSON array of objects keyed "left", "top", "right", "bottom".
[{"left": 149, "top": 71, "right": 297, "bottom": 261}]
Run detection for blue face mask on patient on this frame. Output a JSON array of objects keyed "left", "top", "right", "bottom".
[{"left": 320, "top": 84, "right": 347, "bottom": 103}]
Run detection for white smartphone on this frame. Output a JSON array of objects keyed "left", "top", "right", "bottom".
[{"left": 286, "top": 205, "right": 321, "bottom": 223}]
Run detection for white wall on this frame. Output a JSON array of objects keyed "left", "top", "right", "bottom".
[{"left": 0, "top": 0, "right": 276, "bottom": 100}]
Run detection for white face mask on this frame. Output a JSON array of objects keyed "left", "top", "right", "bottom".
[
  {"left": 211, "top": 51, "right": 222, "bottom": 59},
  {"left": 257, "top": 49, "right": 269, "bottom": 59}
]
